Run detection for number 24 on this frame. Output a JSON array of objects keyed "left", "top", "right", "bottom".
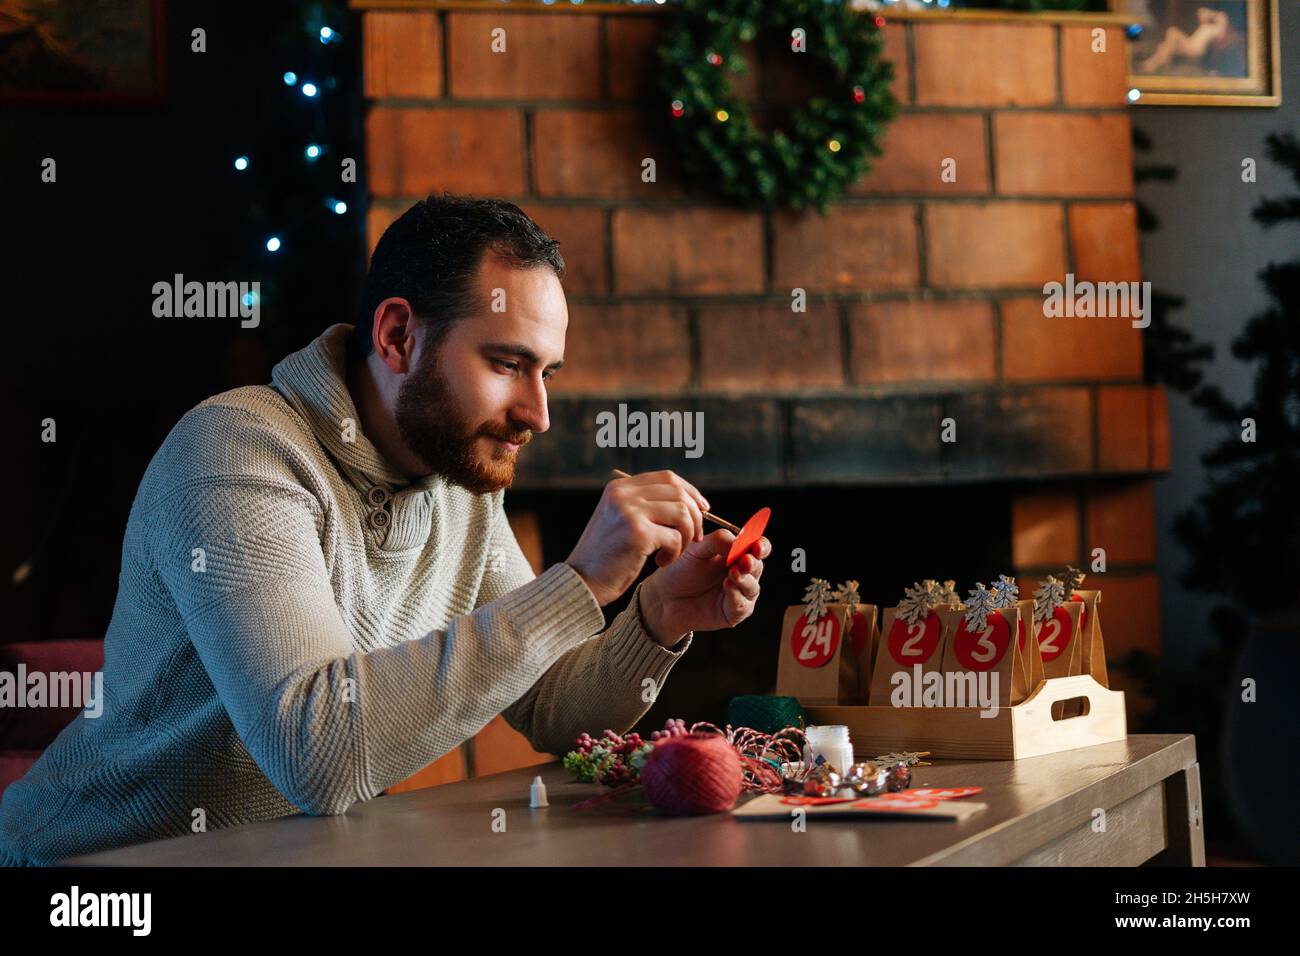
[{"left": 798, "top": 619, "right": 834, "bottom": 659}]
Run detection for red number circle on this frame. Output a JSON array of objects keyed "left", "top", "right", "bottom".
[
  {"left": 791, "top": 612, "right": 841, "bottom": 668},
  {"left": 1036, "top": 606, "right": 1075, "bottom": 663},
  {"left": 954, "top": 612, "right": 1011, "bottom": 671},
  {"left": 887, "top": 613, "right": 941, "bottom": 666},
  {"left": 849, "top": 611, "right": 871, "bottom": 659}
]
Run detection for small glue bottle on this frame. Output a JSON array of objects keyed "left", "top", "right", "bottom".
[{"left": 805, "top": 725, "right": 854, "bottom": 775}]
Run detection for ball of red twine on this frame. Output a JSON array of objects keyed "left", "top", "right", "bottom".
[{"left": 641, "top": 732, "right": 743, "bottom": 816}]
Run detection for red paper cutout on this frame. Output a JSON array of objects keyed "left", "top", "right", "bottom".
[
  {"left": 954, "top": 611, "right": 1012, "bottom": 671},
  {"left": 726, "top": 507, "right": 770, "bottom": 567},
  {"left": 1036, "top": 606, "right": 1075, "bottom": 663},
  {"left": 887, "top": 612, "right": 941, "bottom": 666},
  {"left": 790, "top": 611, "right": 841, "bottom": 669},
  {"left": 900, "top": 787, "right": 983, "bottom": 800},
  {"left": 849, "top": 610, "right": 871, "bottom": 659}
]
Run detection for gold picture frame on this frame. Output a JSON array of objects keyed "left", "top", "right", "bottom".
[{"left": 1112, "top": 0, "right": 1281, "bottom": 106}]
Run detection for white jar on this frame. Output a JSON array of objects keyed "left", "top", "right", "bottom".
[{"left": 805, "top": 724, "right": 853, "bottom": 775}]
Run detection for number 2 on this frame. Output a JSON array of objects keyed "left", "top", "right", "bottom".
[
  {"left": 1039, "top": 618, "right": 1062, "bottom": 654},
  {"left": 899, "top": 621, "right": 925, "bottom": 657}
]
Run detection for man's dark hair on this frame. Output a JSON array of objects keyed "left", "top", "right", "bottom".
[{"left": 353, "top": 193, "right": 565, "bottom": 359}]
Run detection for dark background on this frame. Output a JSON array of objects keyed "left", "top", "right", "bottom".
[{"left": 2, "top": 1, "right": 364, "bottom": 643}]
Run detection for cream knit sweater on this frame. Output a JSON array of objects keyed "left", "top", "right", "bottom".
[{"left": 0, "top": 324, "right": 691, "bottom": 865}]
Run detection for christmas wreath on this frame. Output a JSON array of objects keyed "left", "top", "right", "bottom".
[{"left": 657, "top": 0, "right": 898, "bottom": 213}]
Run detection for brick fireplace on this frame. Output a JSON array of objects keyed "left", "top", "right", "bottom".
[{"left": 356, "top": 1, "right": 1167, "bottom": 789}]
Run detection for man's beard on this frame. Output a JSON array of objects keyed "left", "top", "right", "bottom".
[{"left": 394, "top": 347, "right": 532, "bottom": 494}]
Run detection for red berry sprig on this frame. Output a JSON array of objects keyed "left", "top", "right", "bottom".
[
  {"left": 564, "top": 720, "right": 687, "bottom": 787},
  {"left": 649, "top": 718, "right": 689, "bottom": 742}
]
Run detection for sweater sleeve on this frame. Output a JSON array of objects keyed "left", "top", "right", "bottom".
[
  {"left": 482, "top": 506, "right": 693, "bottom": 756},
  {"left": 147, "top": 466, "right": 609, "bottom": 817}
]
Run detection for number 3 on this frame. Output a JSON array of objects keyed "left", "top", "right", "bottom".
[{"left": 970, "top": 624, "right": 997, "bottom": 663}]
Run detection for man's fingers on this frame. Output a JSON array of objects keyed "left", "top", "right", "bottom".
[
  {"left": 707, "top": 528, "right": 738, "bottom": 556},
  {"left": 641, "top": 500, "right": 699, "bottom": 553},
  {"left": 727, "top": 571, "right": 760, "bottom": 601},
  {"left": 639, "top": 512, "right": 689, "bottom": 567},
  {"left": 624, "top": 470, "right": 710, "bottom": 517},
  {"left": 734, "top": 554, "right": 764, "bottom": 580},
  {"left": 657, "top": 470, "right": 710, "bottom": 516},
  {"left": 626, "top": 483, "right": 704, "bottom": 542}
]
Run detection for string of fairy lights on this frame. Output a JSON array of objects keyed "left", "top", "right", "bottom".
[{"left": 230, "top": 23, "right": 348, "bottom": 265}]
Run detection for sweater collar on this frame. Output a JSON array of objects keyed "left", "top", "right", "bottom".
[{"left": 270, "top": 324, "right": 446, "bottom": 497}]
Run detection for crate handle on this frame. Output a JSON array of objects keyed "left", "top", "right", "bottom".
[
  {"left": 1023, "top": 674, "right": 1111, "bottom": 716},
  {"left": 1049, "top": 696, "right": 1091, "bottom": 721}
]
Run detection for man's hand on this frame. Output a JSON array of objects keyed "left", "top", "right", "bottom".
[
  {"left": 564, "top": 470, "right": 710, "bottom": 607},
  {"left": 638, "top": 529, "right": 770, "bottom": 647}
]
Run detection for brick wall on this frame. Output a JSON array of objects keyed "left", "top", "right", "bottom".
[{"left": 358, "top": 4, "right": 1167, "bottom": 778}]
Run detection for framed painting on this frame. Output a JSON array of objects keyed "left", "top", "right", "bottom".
[
  {"left": 1113, "top": 0, "right": 1281, "bottom": 106},
  {"left": 0, "top": 0, "right": 166, "bottom": 105}
]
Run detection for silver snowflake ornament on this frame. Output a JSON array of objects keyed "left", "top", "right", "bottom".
[
  {"left": 1060, "top": 565, "right": 1086, "bottom": 597},
  {"left": 963, "top": 582, "right": 1000, "bottom": 634},
  {"left": 1033, "top": 575, "right": 1066, "bottom": 625},
  {"left": 898, "top": 580, "right": 939, "bottom": 626},
  {"left": 833, "top": 579, "right": 861, "bottom": 611},
  {"left": 802, "top": 577, "right": 833, "bottom": 623},
  {"left": 991, "top": 574, "right": 1019, "bottom": 608}
]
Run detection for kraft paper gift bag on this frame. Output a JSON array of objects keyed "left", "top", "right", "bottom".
[
  {"left": 1032, "top": 597, "right": 1086, "bottom": 719},
  {"left": 1015, "top": 598, "right": 1046, "bottom": 697},
  {"left": 1034, "top": 599, "right": 1085, "bottom": 681},
  {"left": 937, "top": 606, "right": 1018, "bottom": 709},
  {"left": 1071, "top": 589, "right": 1108, "bottom": 688},
  {"left": 868, "top": 604, "right": 953, "bottom": 705},
  {"left": 775, "top": 602, "right": 878, "bottom": 706}
]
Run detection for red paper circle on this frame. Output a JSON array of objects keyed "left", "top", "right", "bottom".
[
  {"left": 954, "top": 612, "right": 1012, "bottom": 671},
  {"left": 1037, "top": 606, "right": 1075, "bottom": 663},
  {"left": 886, "top": 613, "right": 941, "bottom": 666},
  {"left": 790, "top": 611, "right": 841, "bottom": 668},
  {"left": 849, "top": 611, "right": 871, "bottom": 659},
  {"left": 726, "top": 507, "right": 770, "bottom": 567}
]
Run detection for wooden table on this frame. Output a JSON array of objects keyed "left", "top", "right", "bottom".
[{"left": 61, "top": 734, "right": 1204, "bottom": 866}]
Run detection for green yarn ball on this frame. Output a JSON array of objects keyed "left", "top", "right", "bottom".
[{"left": 725, "top": 695, "right": 807, "bottom": 737}]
